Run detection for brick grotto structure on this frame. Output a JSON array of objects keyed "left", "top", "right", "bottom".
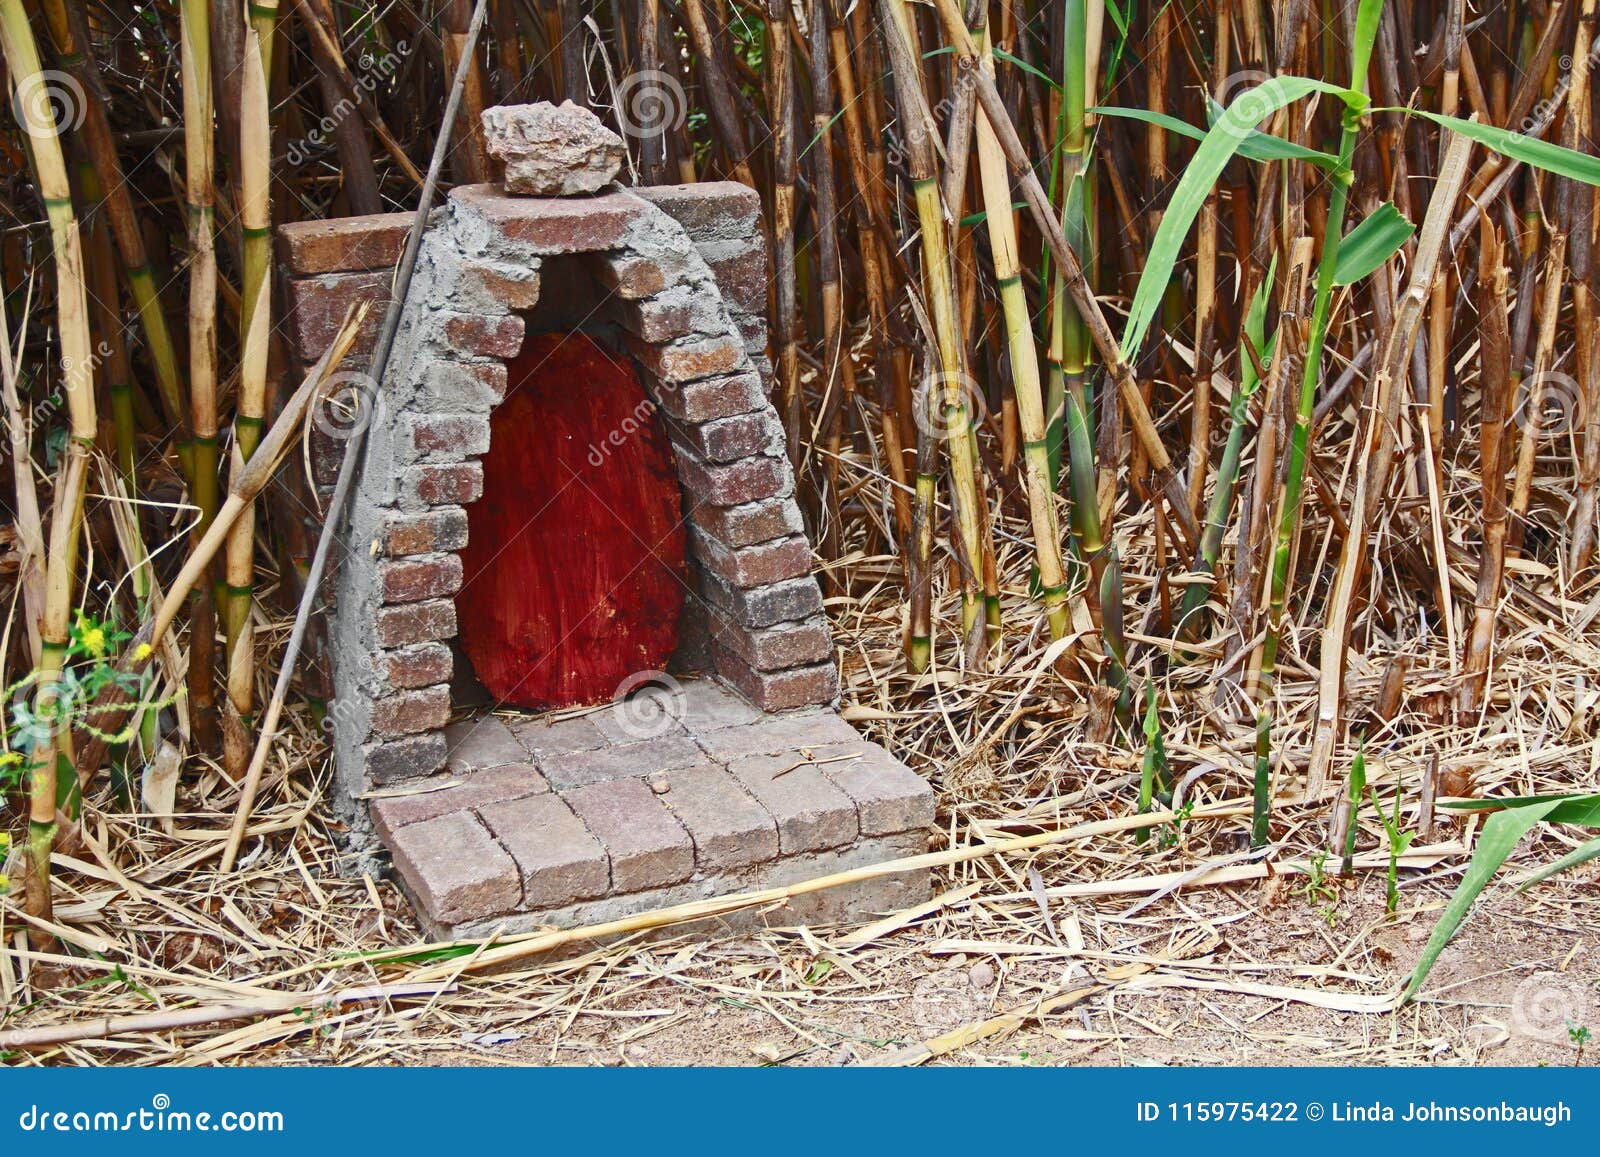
[{"left": 275, "top": 103, "right": 934, "bottom": 937}]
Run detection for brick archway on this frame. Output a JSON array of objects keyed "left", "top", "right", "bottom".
[
  {"left": 282, "top": 182, "right": 836, "bottom": 813},
  {"left": 279, "top": 175, "right": 935, "bottom": 936}
]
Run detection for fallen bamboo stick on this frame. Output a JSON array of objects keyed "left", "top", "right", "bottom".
[{"left": 0, "top": 981, "right": 450, "bottom": 1051}]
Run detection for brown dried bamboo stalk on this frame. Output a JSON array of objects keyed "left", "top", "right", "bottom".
[
  {"left": 1306, "top": 129, "right": 1474, "bottom": 799},
  {"left": 1459, "top": 220, "right": 1512, "bottom": 717}
]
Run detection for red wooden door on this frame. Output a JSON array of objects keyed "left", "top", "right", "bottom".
[{"left": 457, "top": 332, "right": 687, "bottom": 709}]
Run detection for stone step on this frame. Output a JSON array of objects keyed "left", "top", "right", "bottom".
[{"left": 372, "top": 677, "right": 934, "bottom": 938}]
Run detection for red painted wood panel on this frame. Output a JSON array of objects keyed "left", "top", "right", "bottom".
[{"left": 458, "top": 332, "right": 687, "bottom": 709}]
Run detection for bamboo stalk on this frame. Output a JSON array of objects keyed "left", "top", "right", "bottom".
[
  {"left": 222, "top": 17, "right": 274, "bottom": 780},
  {"left": 0, "top": 0, "right": 97, "bottom": 932},
  {"left": 182, "top": 0, "right": 221, "bottom": 755},
  {"left": 972, "top": 15, "right": 1068, "bottom": 641}
]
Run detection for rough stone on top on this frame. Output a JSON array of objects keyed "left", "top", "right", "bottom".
[{"left": 481, "top": 101, "right": 624, "bottom": 196}]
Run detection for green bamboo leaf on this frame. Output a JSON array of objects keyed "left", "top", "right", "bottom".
[
  {"left": 1351, "top": 0, "right": 1385, "bottom": 93},
  {"left": 1438, "top": 792, "right": 1600, "bottom": 825},
  {"left": 1404, "top": 797, "right": 1568, "bottom": 1000},
  {"left": 1093, "top": 104, "right": 1339, "bottom": 169},
  {"left": 1393, "top": 109, "right": 1600, "bottom": 187},
  {"left": 1517, "top": 834, "right": 1600, "bottom": 892},
  {"left": 995, "top": 48, "right": 1062, "bottom": 91},
  {"left": 1120, "top": 76, "right": 1359, "bottom": 363},
  {"left": 1332, "top": 201, "right": 1415, "bottom": 284}
]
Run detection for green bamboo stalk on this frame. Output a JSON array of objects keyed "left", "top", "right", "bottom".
[
  {"left": 0, "top": 0, "right": 97, "bottom": 931},
  {"left": 1252, "top": 0, "right": 1381, "bottom": 847},
  {"left": 972, "top": 17, "right": 1068, "bottom": 640}
]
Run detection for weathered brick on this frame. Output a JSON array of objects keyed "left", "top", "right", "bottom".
[
  {"left": 539, "top": 735, "right": 705, "bottom": 792},
  {"left": 675, "top": 451, "right": 787, "bottom": 508},
  {"left": 695, "top": 708, "right": 859, "bottom": 761},
  {"left": 384, "top": 508, "right": 469, "bottom": 556},
  {"left": 691, "top": 496, "right": 804, "bottom": 548},
  {"left": 812, "top": 741, "right": 936, "bottom": 835},
  {"left": 374, "top": 599, "right": 457, "bottom": 647},
  {"left": 589, "top": 694, "right": 686, "bottom": 744},
  {"left": 508, "top": 713, "right": 608, "bottom": 758},
  {"left": 713, "top": 616, "right": 832, "bottom": 671},
  {"left": 633, "top": 181, "right": 761, "bottom": 241},
  {"left": 615, "top": 290, "right": 721, "bottom": 344},
  {"left": 627, "top": 332, "right": 744, "bottom": 384},
  {"left": 443, "top": 312, "right": 525, "bottom": 358},
  {"left": 380, "top": 554, "right": 463, "bottom": 604},
  {"left": 587, "top": 251, "right": 675, "bottom": 299},
  {"left": 679, "top": 677, "right": 763, "bottom": 732},
  {"left": 713, "top": 648, "right": 839, "bottom": 712},
  {"left": 478, "top": 793, "right": 610, "bottom": 908},
  {"left": 278, "top": 212, "right": 411, "bottom": 274},
  {"left": 369, "top": 763, "right": 550, "bottom": 840},
  {"left": 458, "top": 260, "right": 541, "bottom": 309},
  {"left": 564, "top": 777, "right": 695, "bottom": 891},
  {"left": 670, "top": 410, "right": 781, "bottom": 463},
  {"left": 655, "top": 765, "right": 779, "bottom": 871},
  {"left": 699, "top": 240, "right": 768, "bottom": 318},
  {"left": 452, "top": 184, "right": 640, "bottom": 253},
  {"left": 365, "top": 732, "right": 448, "bottom": 783},
  {"left": 284, "top": 271, "right": 387, "bottom": 359},
  {"left": 371, "top": 685, "right": 451, "bottom": 737},
  {"left": 650, "top": 369, "right": 764, "bottom": 424},
  {"left": 408, "top": 413, "right": 491, "bottom": 459},
  {"left": 386, "top": 810, "right": 521, "bottom": 925},
  {"left": 692, "top": 532, "right": 812, "bottom": 588},
  {"left": 404, "top": 461, "right": 483, "bottom": 505},
  {"left": 445, "top": 717, "right": 530, "bottom": 770},
  {"left": 726, "top": 751, "right": 858, "bottom": 853},
  {"left": 417, "top": 360, "right": 508, "bottom": 411},
  {"left": 377, "top": 642, "right": 454, "bottom": 690},
  {"left": 699, "top": 572, "right": 824, "bottom": 629}
]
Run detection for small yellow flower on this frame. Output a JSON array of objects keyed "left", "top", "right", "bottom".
[
  {"left": 0, "top": 752, "right": 21, "bottom": 768},
  {"left": 134, "top": 642, "right": 153, "bottom": 661}
]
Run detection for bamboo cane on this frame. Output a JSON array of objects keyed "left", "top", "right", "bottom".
[
  {"left": 221, "top": 16, "right": 274, "bottom": 780},
  {"left": 0, "top": 0, "right": 96, "bottom": 932}
]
